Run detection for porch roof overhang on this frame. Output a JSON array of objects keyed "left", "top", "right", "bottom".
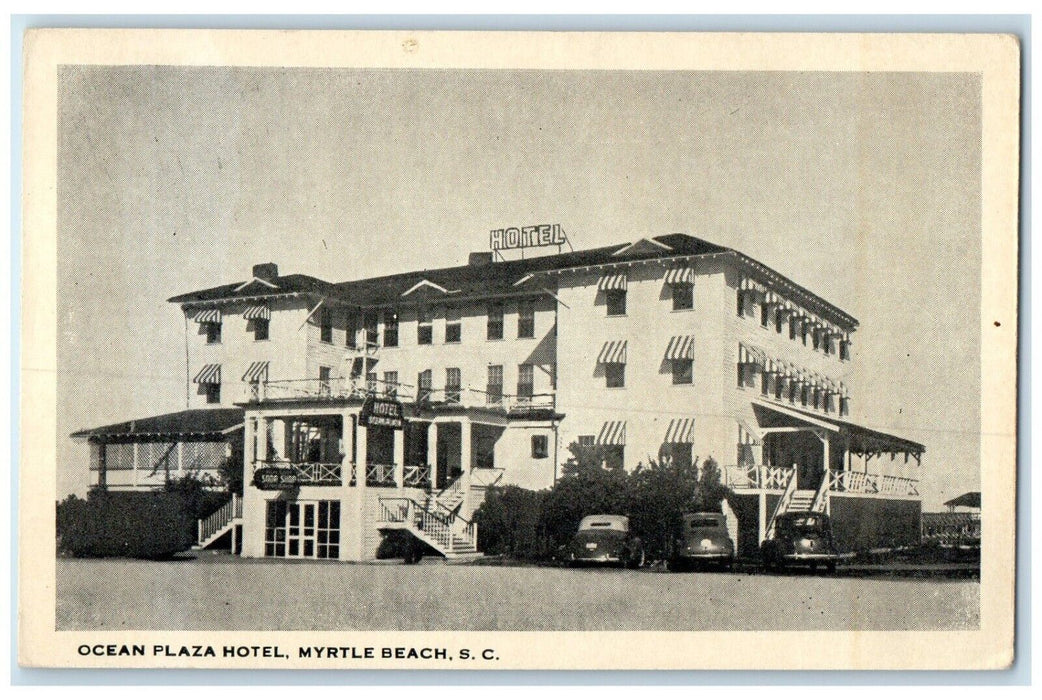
[
  {"left": 752, "top": 399, "right": 925, "bottom": 461},
  {"left": 70, "top": 408, "right": 244, "bottom": 443}
]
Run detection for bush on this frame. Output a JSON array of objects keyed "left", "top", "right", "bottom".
[
  {"left": 56, "top": 489, "right": 197, "bottom": 559},
  {"left": 474, "top": 485, "right": 548, "bottom": 559}
]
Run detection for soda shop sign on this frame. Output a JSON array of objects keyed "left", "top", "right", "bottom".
[{"left": 253, "top": 467, "right": 301, "bottom": 491}]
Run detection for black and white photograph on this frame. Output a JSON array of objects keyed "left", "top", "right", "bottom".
[{"left": 19, "top": 30, "right": 1019, "bottom": 670}]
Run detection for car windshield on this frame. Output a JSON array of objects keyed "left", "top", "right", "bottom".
[
  {"left": 578, "top": 515, "right": 628, "bottom": 532},
  {"left": 780, "top": 515, "right": 826, "bottom": 533},
  {"left": 688, "top": 518, "right": 722, "bottom": 529}
]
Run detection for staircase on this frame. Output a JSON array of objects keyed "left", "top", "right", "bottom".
[
  {"left": 764, "top": 470, "right": 830, "bottom": 540},
  {"left": 378, "top": 496, "right": 479, "bottom": 559},
  {"left": 195, "top": 494, "right": 243, "bottom": 550}
]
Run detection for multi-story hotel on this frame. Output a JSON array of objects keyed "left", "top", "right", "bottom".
[{"left": 73, "top": 233, "right": 924, "bottom": 560}]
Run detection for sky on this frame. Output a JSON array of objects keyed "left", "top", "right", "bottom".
[{"left": 56, "top": 67, "right": 982, "bottom": 509}]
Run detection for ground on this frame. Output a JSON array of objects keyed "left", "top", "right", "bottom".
[{"left": 56, "top": 554, "right": 979, "bottom": 631}]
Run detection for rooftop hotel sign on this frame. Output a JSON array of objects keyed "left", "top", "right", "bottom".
[{"left": 490, "top": 224, "right": 567, "bottom": 251}]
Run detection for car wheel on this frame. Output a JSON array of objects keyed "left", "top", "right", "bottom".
[
  {"left": 627, "top": 547, "right": 645, "bottom": 569},
  {"left": 826, "top": 561, "right": 837, "bottom": 575}
]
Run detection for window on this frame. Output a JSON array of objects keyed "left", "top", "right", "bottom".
[
  {"left": 445, "top": 306, "right": 461, "bottom": 343},
  {"left": 366, "top": 370, "right": 377, "bottom": 394},
  {"left": 606, "top": 289, "right": 627, "bottom": 316},
  {"left": 840, "top": 397, "right": 850, "bottom": 417},
  {"left": 318, "top": 366, "right": 332, "bottom": 395},
  {"left": 801, "top": 386, "right": 809, "bottom": 406},
  {"left": 812, "top": 329, "right": 821, "bottom": 351},
  {"left": 205, "top": 382, "right": 221, "bottom": 404},
  {"left": 737, "top": 290, "right": 745, "bottom": 317},
  {"left": 823, "top": 333, "right": 834, "bottom": 355},
  {"left": 486, "top": 365, "right": 503, "bottom": 404},
  {"left": 417, "top": 306, "right": 433, "bottom": 345},
  {"left": 672, "top": 283, "right": 694, "bottom": 311},
  {"left": 265, "top": 501, "right": 340, "bottom": 559},
  {"left": 672, "top": 358, "right": 693, "bottom": 385},
  {"left": 364, "top": 313, "right": 378, "bottom": 348},
  {"left": 801, "top": 320, "right": 809, "bottom": 346},
  {"left": 205, "top": 322, "right": 222, "bottom": 344},
  {"left": 445, "top": 367, "right": 461, "bottom": 404},
  {"left": 252, "top": 318, "right": 269, "bottom": 342},
  {"left": 761, "top": 372, "right": 769, "bottom": 396},
  {"left": 840, "top": 340, "right": 850, "bottom": 361},
  {"left": 665, "top": 442, "right": 692, "bottom": 469},
  {"left": 383, "top": 311, "right": 399, "bottom": 347},
  {"left": 531, "top": 435, "right": 548, "bottom": 459},
  {"left": 737, "top": 362, "right": 757, "bottom": 389},
  {"left": 417, "top": 369, "right": 432, "bottom": 402},
  {"left": 517, "top": 363, "right": 534, "bottom": 399},
  {"left": 605, "top": 363, "right": 625, "bottom": 388},
  {"left": 760, "top": 303, "right": 769, "bottom": 328},
  {"left": 578, "top": 435, "right": 595, "bottom": 448},
  {"left": 775, "top": 377, "right": 784, "bottom": 400},
  {"left": 487, "top": 302, "right": 504, "bottom": 340},
  {"left": 789, "top": 316, "right": 798, "bottom": 340},
  {"left": 320, "top": 308, "right": 333, "bottom": 343},
  {"left": 345, "top": 314, "right": 357, "bottom": 348},
  {"left": 789, "top": 382, "right": 798, "bottom": 404},
  {"left": 383, "top": 371, "right": 398, "bottom": 399},
  {"left": 775, "top": 312, "right": 784, "bottom": 334},
  {"left": 518, "top": 300, "right": 535, "bottom": 338}
]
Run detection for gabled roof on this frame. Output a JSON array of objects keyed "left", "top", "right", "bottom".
[
  {"left": 70, "top": 408, "right": 244, "bottom": 440},
  {"left": 167, "top": 274, "right": 346, "bottom": 305},
  {"left": 944, "top": 492, "right": 981, "bottom": 509}
]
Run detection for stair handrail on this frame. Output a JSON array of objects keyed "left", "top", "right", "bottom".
[
  {"left": 197, "top": 493, "right": 239, "bottom": 545},
  {"left": 810, "top": 469, "right": 830, "bottom": 513},
  {"left": 764, "top": 468, "right": 798, "bottom": 541}
]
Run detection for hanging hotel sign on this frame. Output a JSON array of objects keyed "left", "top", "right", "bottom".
[
  {"left": 360, "top": 395, "right": 405, "bottom": 430},
  {"left": 490, "top": 223, "right": 567, "bottom": 251},
  {"left": 253, "top": 467, "right": 301, "bottom": 491}
]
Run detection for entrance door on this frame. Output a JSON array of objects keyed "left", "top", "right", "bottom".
[{"left": 285, "top": 502, "right": 317, "bottom": 558}]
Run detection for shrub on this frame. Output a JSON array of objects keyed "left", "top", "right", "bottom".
[
  {"left": 56, "top": 488, "right": 196, "bottom": 559},
  {"left": 474, "top": 485, "right": 548, "bottom": 559}
]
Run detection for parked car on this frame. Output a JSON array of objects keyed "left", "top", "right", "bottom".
[
  {"left": 562, "top": 514, "right": 645, "bottom": 568},
  {"left": 667, "top": 512, "right": 735, "bottom": 571},
  {"left": 760, "top": 512, "right": 839, "bottom": 573}
]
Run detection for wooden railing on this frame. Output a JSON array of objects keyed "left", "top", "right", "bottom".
[
  {"left": 723, "top": 464, "right": 795, "bottom": 490},
  {"left": 377, "top": 496, "right": 477, "bottom": 554},
  {"left": 809, "top": 469, "right": 831, "bottom": 513},
  {"left": 366, "top": 463, "right": 396, "bottom": 487},
  {"left": 403, "top": 464, "right": 431, "bottom": 488},
  {"left": 254, "top": 459, "right": 342, "bottom": 486},
  {"left": 197, "top": 493, "right": 241, "bottom": 544},
  {"left": 828, "top": 470, "right": 919, "bottom": 497},
  {"left": 765, "top": 469, "right": 798, "bottom": 540}
]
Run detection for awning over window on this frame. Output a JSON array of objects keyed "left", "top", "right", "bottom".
[
  {"left": 664, "top": 335, "right": 694, "bottom": 360},
  {"left": 193, "top": 364, "right": 221, "bottom": 384},
  {"left": 739, "top": 277, "right": 764, "bottom": 294},
  {"left": 597, "top": 340, "right": 628, "bottom": 364},
  {"left": 664, "top": 266, "right": 694, "bottom": 285},
  {"left": 764, "top": 291, "right": 781, "bottom": 305},
  {"left": 664, "top": 417, "right": 695, "bottom": 444},
  {"left": 738, "top": 343, "right": 766, "bottom": 366},
  {"left": 597, "top": 272, "right": 628, "bottom": 291},
  {"left": 194, "top": 308, "right": 221, "bottom": 323},
  {"left": 242, "top": 304, "right": 270, "bottom": 321},
  {"left": 241, "top": 361, "right": 269, "bottom": 382},
  {"left": 737, "top": 419, "right": 760, "bottom": 446},
  {"left": 597, "top": 420, "right": 626, "bottom": 445}
]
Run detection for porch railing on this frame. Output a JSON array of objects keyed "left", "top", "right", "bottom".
[
  {"left": 366, "top": 463, "right": 396, "bottom": 487},
  {"left": 722, "top": 464, "right": 795, "bottom": 490},
  {"left": 197, "top": 493, "right": 241, "bottom": 544},
  {"left": 253, "top": 459, "right": 343, "bottom": 486},
  {"left": 403, "top": 464, "right": 431, "bottom": 488},
  {"left": 828, "top": 470, "right": 920, "bottom": 497},
  {"left": 377, "top": 496, "right": 478, "bottom": 554}
]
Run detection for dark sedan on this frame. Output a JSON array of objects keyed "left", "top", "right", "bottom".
[
  {"left": 668, "top": 512, "right": 735, "bottom": 571},
  {"left": 760, "top": 512, "right": 839, "bottom": 573},
  {"left": 562, "top": 515, "right": 645, "bottom": 568}
]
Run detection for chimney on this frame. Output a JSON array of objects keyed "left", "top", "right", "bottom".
[
  {"left": 253, "top": 263, "right": 279, "bottom": 281},
  {"left": 468, "top": 252, "right": 494, "bottom": 266}
]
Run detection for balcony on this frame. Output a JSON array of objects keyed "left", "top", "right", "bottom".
[
  {"left": 723, "top": 464, "right": 795, "bottom": 490},
  {"left": 722, "top": 464, "right": 919, "bottom": 498},
  {"left": 253, "top": 459, "right": 343, "bottom": 487}
]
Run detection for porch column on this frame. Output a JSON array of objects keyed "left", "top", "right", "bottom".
[
  {"left": 244, "top": 418, "right": 256, "bottom": 476},
  {"left": 459, "top": 419, "right": 473, "bottom": 515},
  {"left": 393, "top": 428, "right": 405, "bottom": 489},
  {"left": 757, "top": 492, "right": 767, "bottom": 544},
  {"left": 356, "top": 421, "right": 368, "bottom": 488},
  {"left": 427, "top": 421, "right": 439, "bottom": 490},
  {"left": 341, "top": 411, "right": 354, "bottom": 486}
]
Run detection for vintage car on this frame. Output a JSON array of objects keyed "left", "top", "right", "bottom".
[
  {"left": 562, "top": 514, "right": 645, "bottom": 568},
  {"left": 667, "top": 512, "right": 735, "bottom": 571},
  {"left": 760, "top": 512, "right": 839, "bottom": 573}
]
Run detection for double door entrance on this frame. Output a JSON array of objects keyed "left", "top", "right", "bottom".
[{"left": 264, "top": 500, "right": 341, "bottom": 559}]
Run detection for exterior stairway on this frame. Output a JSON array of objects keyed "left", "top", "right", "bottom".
[
  {"left": 194, "top": 494, "right": 243, "bottom": 550},
  {"left": 377, "top": 496, "right": 478, "bottom": 559},
  {"left": 764, "top": 470, "right": 830, "bottom": 540}
]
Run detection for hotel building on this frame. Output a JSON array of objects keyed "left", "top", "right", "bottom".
[{"left": 73, "top": 233, "right": 924, "bottom": 560}]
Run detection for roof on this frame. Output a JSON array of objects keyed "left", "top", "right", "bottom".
[
  {"left": 70, "top": 408, "right": 244, "bottom": 441},
  {"left": 944, "top": 492, "right": 981, "bottom": 509},
  {"left": 167, "top": 234, "right": 856, "bottom": 327},
  {"left": 922, "top": 512, "right": 980, "bottom": 527},
  {"left": 753, "top": 400, "right": 925, "bottom": 458},
  {"left": 167, "top": 274, "right": 346, "bottom": 305}
]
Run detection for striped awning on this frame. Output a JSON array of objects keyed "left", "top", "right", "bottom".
[
  {"left": 738, "top": 343, "right": 766, "bottom": 366},
  {"left": 739, "top": 277, "right": 764, "bottom": 294},
  {"left": 597, "top": 420, "right": 627, "bottom": 445},
  {"left": 194, "top": 308, "right": 221, "bottom": 324},
  {"left": 764, "top": 291, "right": 781, "bottom": 305},
  {"left": 664, "top": 266, "right": 694, "bottom": 285},
  {"left": 193, "top": 364, "right": 221, "bottom": 384},
  {"left": 598, "top": 272, "right": 628, "bottom": 291},
  {"left": 243, "top": 304, "right": 270, "bottom": 321},
  {"left": 664, "top": 417, "right": 695, "bottom": 444},
  {"left": 777, "top": 301, "right": 796, "bottom": 316},
  {"left": 241, "top": 361, "right": 269, "bottom": 382},
  {"left": 597, "top": 340, "right": 628, "bottom": 364},
  {"left": 738, "top": 419, "right": 761, "bottom": 446},
  {"left": 664, "top": 335, "right": 694, "bottom": 360}
]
